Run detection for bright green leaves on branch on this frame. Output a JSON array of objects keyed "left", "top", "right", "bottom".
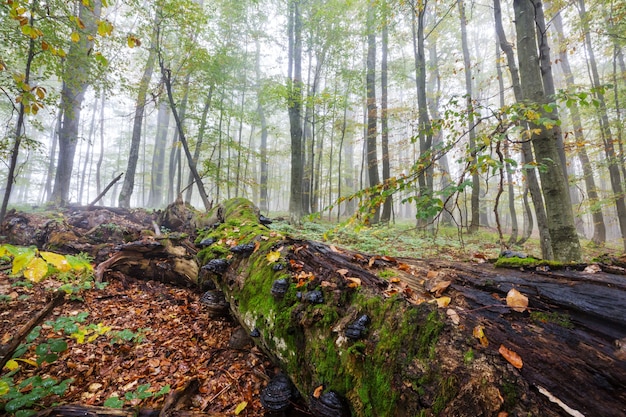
[{"left": 0, "top": 244, "right": 93, "bottom": 283}]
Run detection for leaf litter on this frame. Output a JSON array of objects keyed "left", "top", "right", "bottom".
[{"left": 0, "top": 272, "right": 276, "bottom": 415}]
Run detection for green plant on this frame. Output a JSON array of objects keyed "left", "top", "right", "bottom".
[
  {"left": 110, "top": 328, "right": 150, "bottom": 345},
  {"left": 0, "top": 375, "right": 73, "bottom": 417},
  {"left": 12, "top": 281, "right": 33, "bottom": 289},
  {"left": 104, "top": 383, "right": 170, "bottom": 408},
  {"left": 45, "top": 312, "right": 89, "bottom": 335}
]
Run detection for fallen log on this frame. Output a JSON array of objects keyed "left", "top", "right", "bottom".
[{"left": 196, "top": 198, "right": 626, "bottom": 417}]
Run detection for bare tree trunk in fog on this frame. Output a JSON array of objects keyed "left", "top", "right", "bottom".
[
  {"left": 148, "top": 99, "right": 170, "bottom": 207},
  {"left": 119, "top": 22, "right": 157, "bottom": 208},
  {"left": 50, "top": 0, "right": 102, "bottom": 206},
  {"left": 552, "top": 10, "right": 606, "bottom": 245},
  {"left": 365, "top": 0, "right": 380, "bottom": 224},
  {"left": 380, "top": 5, "right": 392, "bottom": 223},
  {"left": 185, "top": 89, "right": 212, "bottom": 204}
]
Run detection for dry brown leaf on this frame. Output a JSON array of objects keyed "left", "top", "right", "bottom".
[
  {"left": 320, "top": 281, "right": 337, "bottom": 289},
  {"left": 498, "top": 412, "right": 509, "bottom": 417},
  {"left": 329, "top": 245, "right": 341, "bottom": 253},
  {"left": 583, "top": 264, "right": 601, "bottom": 274},
  {"left": 346, "top": 277, "right": 361, "bottom": 288},
  {"left": 384, "top": 288, "right": 399, "bottom": 297},
  {"left": 390, "top": 277, "right": 401, "bottom": 283},
  {"left": 382, "top": 255, "right": 396, "bottom": 263},
  {"left": 398, "top": 262, "right": 411, "bottom": 271},
  {"left": 429, "top": 280, "right": 451, "bottom": 297},
  {"left": 506, "top": 288, "right": 528, "bottom": 313},
  {"left": 353, "top": 253, "right": 365, "bottom": 260},
  {"left": 368, "top": 256, "right": 378, "bottom": 267},
  {"left": 499, "top": 344, "right": 523, "bottom": 369},
  {"left": 446, "top": 308, "right": 460, "bottom": 325},
  {"left": 426, "top": 270, "right": 439, "bottom": 279},
  {"left": 336, "top": 268, "right": 349, "bottom": 276}
]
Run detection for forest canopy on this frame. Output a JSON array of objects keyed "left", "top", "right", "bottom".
[{"left": 1, "top": 0, "right": 626, "bottom": 262}]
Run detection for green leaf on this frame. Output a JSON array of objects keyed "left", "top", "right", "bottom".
[
  {"left": 48, "top": 339, "right": 68, "bottom": 353},
  {"left": 234, "top": 401, "right": 248, "bottom": 415},
  {"left": 104, "top": 396, "right": 124, "bottom": 408}
]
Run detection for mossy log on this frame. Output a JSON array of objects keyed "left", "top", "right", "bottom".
[{"left": 197, "top": 198, "right": 626, "bottom": 417}]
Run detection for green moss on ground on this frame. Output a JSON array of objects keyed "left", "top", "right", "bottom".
[{"left": 494, "top": 256, "right": 564, "bottom": 269}]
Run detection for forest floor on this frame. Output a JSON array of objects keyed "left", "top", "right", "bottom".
[{"left": 1, "top": 211, "right": 624, "bottom": 417}]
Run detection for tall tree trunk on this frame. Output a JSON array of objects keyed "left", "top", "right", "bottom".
[
  {"left": 578, "top": 0, "right": 626, "bottom": 251},
  {"left": 0, "top": 0, "right": 37, "bottom": 224},
  {"left": 119, "top": 22, "right": 158, "bottom": 208},
  {"left": 495, "top": 43, "right": 518, "bottom": 244},
  {"left": 288, "top": 0, "right": 304, "bottom": 220},
  {"left": 79, "top": 97, "right": 98, "bottom": 204},
  {"left": 160, "top": 63, "right": 212, "bottom": 211},
  {"left": 493, "top": 0, "right": 551, "bottom": 256},
  {"left": 167, "top": 77, "right": 189, "bottom": 204},
  {"left": 366, "top": 0, "right": 380, "bottom": 225},
  {"left": 380, "top": 4, "right": 392, "bottom": 223},
  {"left": 41, "top": 108, "right": 61, "bottom": 204},
  {"left": 95, "top": 93, "right": 105, "bottom": 204},
  {"left": 458, "top": 0, "right": 480, "bottom": 232},
  {"left": 552, "top": 10, "right": 606, "bottom": 245},
  {"left": 412, "top": 0, "right": 434, "bottom": 228},
  {"left": 185, "top": 88, "right": 212, "bottom": 204},
  {"left": 255, "top": 41, "right": 269, "bottom": 213},
  {"left": 148, "top": 99, "right": 170, "bottom": 208},
  {"left": 514, "top": 0, "right": 581, "bottom": 261},
  {"left": 50, "top": 0, "right": 102, "bottom": 206}
]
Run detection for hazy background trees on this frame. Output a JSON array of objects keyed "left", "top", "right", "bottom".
[{"left": 1, "top": 0, "right": 625, "bottom": 259}]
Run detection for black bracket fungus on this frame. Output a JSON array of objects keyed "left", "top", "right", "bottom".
[
  {"left": 201, "top": 258, "right": 230, "bottom": 275},
  {"left": 260, "top": 373, "right": 297, "bottom": 412},
  {"left": 309, "top": 390, "right": 350, "bottom": 417},
  {"left": 259, "top": 214, "right": 273, "bottom": 225},
  {"left": 230, "top": 242, "right": 256, "bottom": 256},
  {"left": 304, "top": 290, "right": 324, "bottom": 304},
  {"left": 196, "top": 237, "right": 215, "bottom": 248},
  {"left": 271, "top": 278, "right": 289, "bottom": 299},
  {"left": 272, "top": 262, "right": 285, "bottom": 271},
  {"left": 345, "top": 314, "right": 370, "bottom": 340},
  {"left": 250, "top": 327, "right": 261, "bottom": 337},
  {"left": 199, "top": 290, "right": 230, "bottom": 318}
]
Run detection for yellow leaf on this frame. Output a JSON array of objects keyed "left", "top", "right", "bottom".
[
  {"left": 71, "top": 32, "right": 80, "bottom": 42},
  {"left": 435, "top": 296, "right": 451, "bottom": 308},
  {"left": 234, "top": 401, "right": 247, "bottom": 415},
  {"left": 14, "top": 358, "right": 38, "bottom": 367},
  {"left": 40, "top": 251, "right": 71, "bottom": 272},
  {"left": 4, "top": 359, "right": 19, "bottom": 371},
  {"left": 499, "top": 344, "right": 523, "bottom": 369},
  {"left": 266, "top": 251, "right": 281, "bottom": 264},
  {"left": 0, "top": 380, "right": 9, "bottom": 396},
  {"left": 473, "top": 325, "right": 489, "bottom": 347},
  {"left": 24, "top": 257, "right": 49, "bottom": 282},
  {"left": 506, "top": 288, "right": 528, "bottom": 313},
  {"left": 12, "top": 250, "right": 35, "bottom": 275}
]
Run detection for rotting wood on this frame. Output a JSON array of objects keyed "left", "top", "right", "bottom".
[
  {"left": 0, "top": 291, "right": 66, "bottom": 371},
  {"left": 35, "top": 404, "right": 229, "bottom": 417},
  {"left": 3, "top": 198, "right": 626, "bottom": 416}
]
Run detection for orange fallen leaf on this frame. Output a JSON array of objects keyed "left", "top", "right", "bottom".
[
  {"left": 429, "top": 280, "right": 451, "bottom": 297},
  {"left": 390, "top": 277, "right": 401, "bottom": 283},
  {"left": 346, "top": 277, "right": 361, "bottom": 288},
  {"left": 313, "top": 385, "right": 324, "bottom": 398},
  {"left": 398, "top": 262, "right": 411, "bottom": 271},
  {"left": 426, "top": 270, "right": 439, "bottom": 279},
  {"left": 329, "top": 245, "right": 341, "bottom": 253},
  {"left": 506, "top": 288, "right": 528, "bottom": 313},
  {"left": 435, "top": 296, "right": 451, "bottom": 308},
  {"left": 382, "top": 255, "right": 396, "bottom": 262},
  {"left": 499, "top": 344, "right": 523, "bottom": 369}
]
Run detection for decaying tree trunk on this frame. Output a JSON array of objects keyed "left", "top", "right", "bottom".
[
  {"left": 195, "top": 198, "right": 626, "bottom": 417},
  {"left": 2, "top": 198, "right": 625, "bottom": 417}
]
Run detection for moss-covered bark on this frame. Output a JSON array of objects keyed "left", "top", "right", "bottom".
[{"left": 195, "top": 199, "right": 526, "bottom": 416}]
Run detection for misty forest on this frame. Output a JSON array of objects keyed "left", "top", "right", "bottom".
[{"left": 1, "top": 0, "right": 626, "bottom": 416}]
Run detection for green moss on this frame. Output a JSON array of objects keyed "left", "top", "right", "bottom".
[
  {"left": 463, "top": 348, "right": 474, "bottom": 364},
  {"left": 494, "top": 256, "right": 564, "bottom": 269},
  {"left": 432, "top": 376, "right": 458, "bottom": 414},
  {"left": 501, "top": 380, "right": 518, "bottom": 411},
  {"left": 530, "top": 311, "right": 573, "bottom": 328},
  {"left": 377, "top": 269, "right": 397, "bottom": 279}
]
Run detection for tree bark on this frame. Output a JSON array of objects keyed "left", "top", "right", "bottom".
[
  {"left": 50, "top": 0, "right": 102, "bottom": 206},
  {"left": 380, "top": 3, "right": 392, "bottom": 224},
  {"left": 366, "top": 0, "right": 380, "bottom": 225},
  {"left": 118, "top": 20, "right": 158, "bottom": 209},
  {"left": 148, "top": 99, "right": 170, "bottom": 208},
  {"left": 514, "top": 0, "right": 581, "bottom": 261}
]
